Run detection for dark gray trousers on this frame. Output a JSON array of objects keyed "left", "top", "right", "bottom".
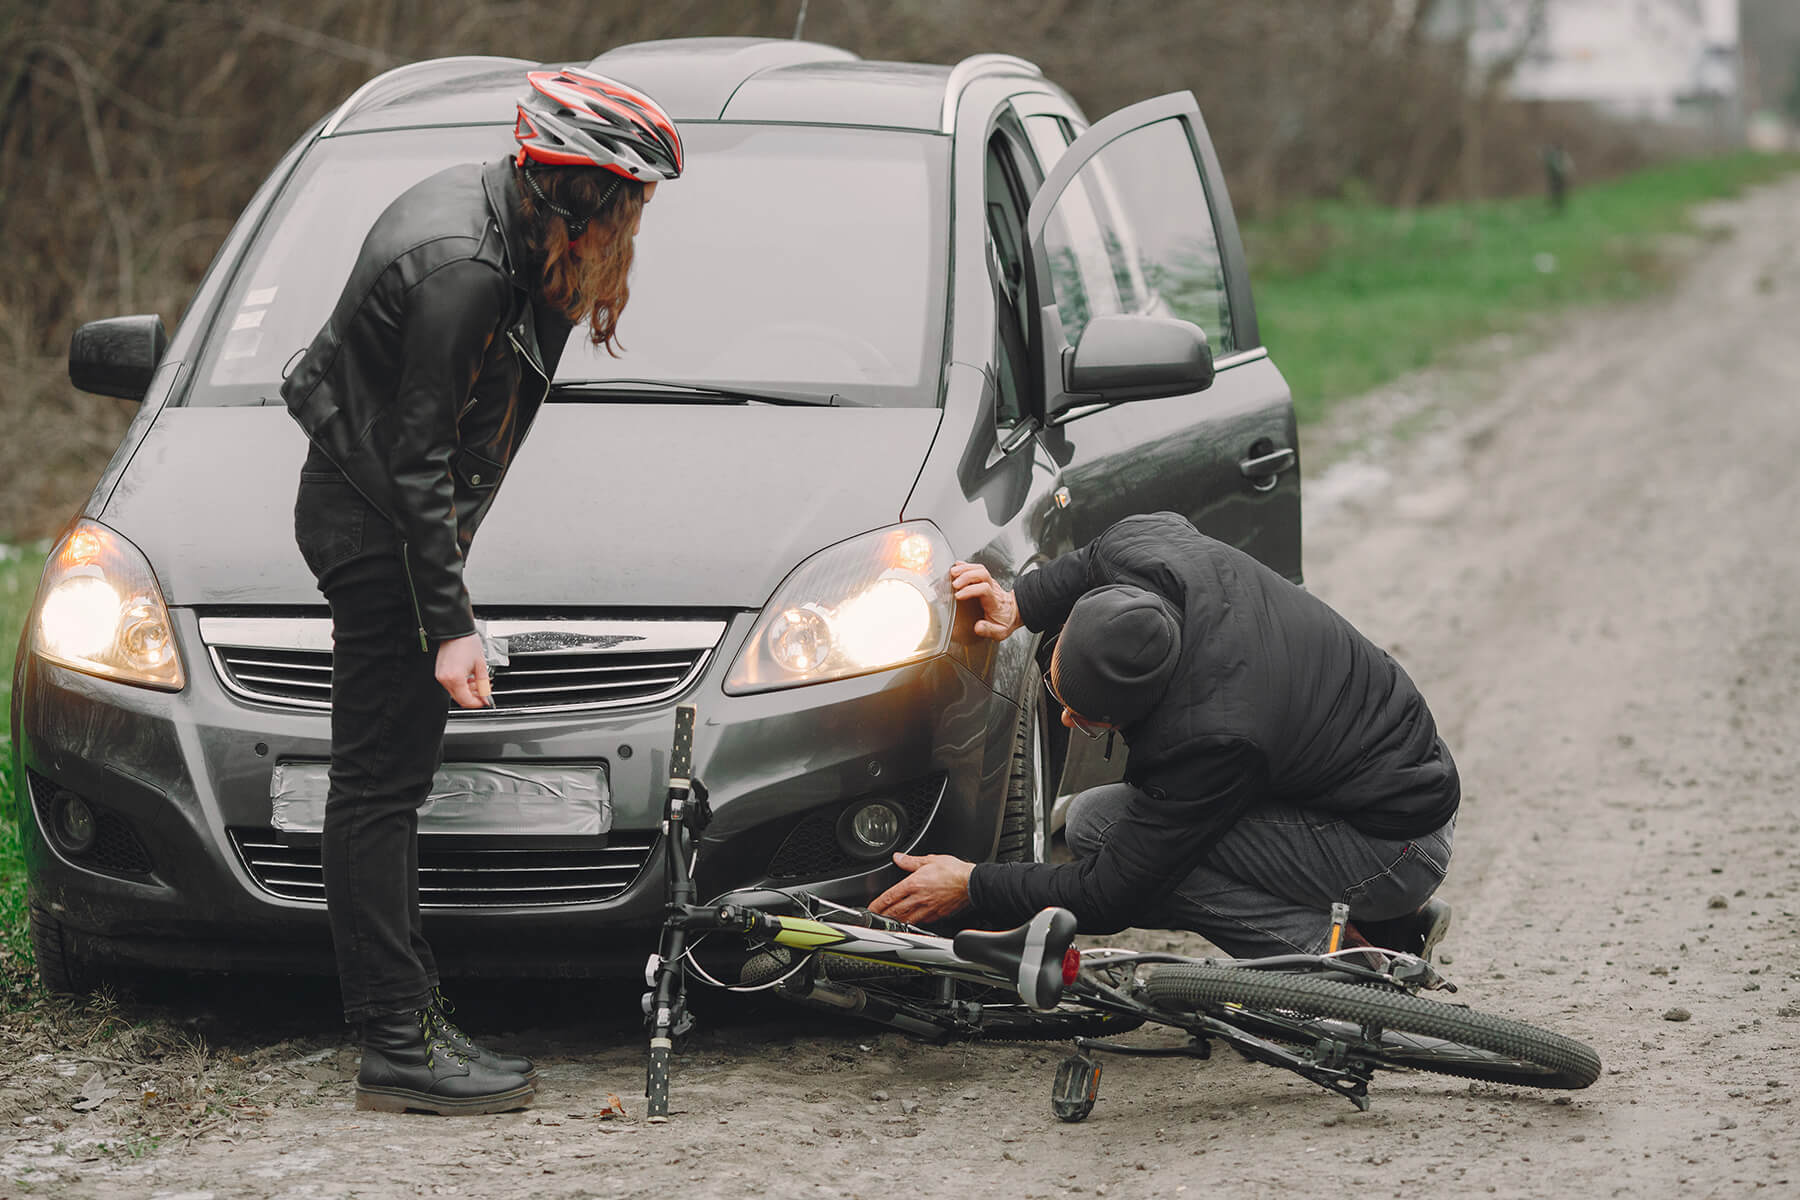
[{"left": 1065, "top": 784, "right": 1453, "bottom": 958}]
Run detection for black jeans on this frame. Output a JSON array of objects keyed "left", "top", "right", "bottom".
[{"left": 294, "top": 465, "right": 448, "bottom": 1023}]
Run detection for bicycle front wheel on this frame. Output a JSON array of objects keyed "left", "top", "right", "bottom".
[{"left": 1143, "top": 964, "right": 1600, "bottom": 1090}]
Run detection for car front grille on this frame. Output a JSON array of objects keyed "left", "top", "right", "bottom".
[
  {"left": 228, "top": 829, "right": 658, "bottom": 907},
  {"left": 200, "top": 615, "right": 726, "bottom": 716}
]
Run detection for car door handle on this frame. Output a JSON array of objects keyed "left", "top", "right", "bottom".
[{"left": 1238, "top": 445, "right": 1295, "bottom": 490}]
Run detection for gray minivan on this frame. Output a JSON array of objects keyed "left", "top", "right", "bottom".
[{"left": 14, "top": 37, "right": 1300, "bottom": 991}]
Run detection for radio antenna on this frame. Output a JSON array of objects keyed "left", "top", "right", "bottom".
[{"left": 793, "top": 0, "right": 809, "bottom": 39}]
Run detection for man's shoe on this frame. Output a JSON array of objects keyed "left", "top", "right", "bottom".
[
  {"left": 355, "top": 1010, "right": 535, "bottom": 1115},
  {"left": 427, "top": 991, "right": 537, "bottom": 1080},
  {"left": 1356, "top": 898, "right": 1453, "bottom": 962}
]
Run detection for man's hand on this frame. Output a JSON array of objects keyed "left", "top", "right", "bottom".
[
  {"left": 870, "top": 852, "right": 975, "bottom": 925},
  {"left": 435, "top": 632, "right": 490, "bottom": 709},
  {"left": 949, "top": 561, "right": 1022, "bottom": 641}
]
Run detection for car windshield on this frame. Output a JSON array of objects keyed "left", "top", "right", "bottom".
[{"left": 187, "top": 123, "right": 949, "bottom": 408}]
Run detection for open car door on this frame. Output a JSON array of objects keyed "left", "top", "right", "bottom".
[{"left": 1022, "top": 90, "right": 1301, "bottom": 584}]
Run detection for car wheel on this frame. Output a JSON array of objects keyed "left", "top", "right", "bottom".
[
  {"left": 995, "top": 684, "right": 1051, "bottom": 863},
  {"left": 28, "top": 904, "right": 103, "bottom": 996}
]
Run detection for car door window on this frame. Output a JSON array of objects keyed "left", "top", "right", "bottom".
[
  {"left": 1037, "top": 116, "right": 1234, "bottom": 356},
  {"left": 984, "top": 123, "right": 1034, "bottom": 429}
]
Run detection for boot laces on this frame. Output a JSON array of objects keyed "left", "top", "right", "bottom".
[{"left": 418, "top": 1010, "right": 471, "bottom": 1067}]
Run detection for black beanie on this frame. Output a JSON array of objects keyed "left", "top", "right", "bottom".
[{"left": 1049, "top": 584, "right": 1181, "bottom": 727}]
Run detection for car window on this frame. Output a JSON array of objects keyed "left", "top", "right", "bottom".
[
  {"left": 1038, "top": 116, "right": 1234, "bottom": 355},
  {"left": 188, "top": 124, "right": 950, "bottom": 408},
  {"left": 984, "top": 124, "right": 1033, "bottom": 428}
]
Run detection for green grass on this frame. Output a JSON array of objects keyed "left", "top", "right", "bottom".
[
  {"left": 1247, "top": 151, "right": 1800, "bottom": 424},
  {"left": 2, "top": 543, "right": 48, "bottom": 1006}
]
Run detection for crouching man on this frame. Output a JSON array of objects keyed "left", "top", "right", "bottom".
[{"left": 871, "top": 512, "right": 1456, "bottom": 960}]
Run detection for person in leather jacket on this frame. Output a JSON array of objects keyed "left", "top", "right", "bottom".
[
  {"left": 282, "top": 67, "right": 683, "bottom": 1115},
  {"left": 872, "top": 512, "right": 1458, "bottom": 964}
]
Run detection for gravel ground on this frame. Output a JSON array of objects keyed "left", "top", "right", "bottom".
[{"left": 4, "top": 175, "right": 1799, "bottom": 1199}]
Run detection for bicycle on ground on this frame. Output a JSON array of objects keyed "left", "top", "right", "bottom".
[{"left": 642, "top": 706, "right": 1601, "bottom": 1122}]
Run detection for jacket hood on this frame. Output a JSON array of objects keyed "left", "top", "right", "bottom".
[{"left": 99, "top": 403, "right": 942, "bottom": 610}]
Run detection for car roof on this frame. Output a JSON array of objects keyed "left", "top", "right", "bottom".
[{"left": 323, "top": 37, "right": 1040, "bottom": 137}]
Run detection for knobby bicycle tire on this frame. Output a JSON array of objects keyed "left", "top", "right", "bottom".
[{"left": 1143, "top": 964, "right": 1600, "bottom": 1090}]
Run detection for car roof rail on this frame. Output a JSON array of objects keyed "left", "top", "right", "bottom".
[
  {"left": 320, "top": 55, "right": 536, "bottom": 137},
  {"left": 940, "top": 52, "right": 1041, "bottom": 134}
]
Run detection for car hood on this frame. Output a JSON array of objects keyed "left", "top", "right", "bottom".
[{"left": 101, "top": 404, "right": 942, "bottom": 609}]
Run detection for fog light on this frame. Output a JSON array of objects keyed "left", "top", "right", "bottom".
[
  {"left": 838, "top": 801, "right": 903, "bottom": 857},
  {"left": 55, "top": 791, "right": 98, "bottom": 855}
]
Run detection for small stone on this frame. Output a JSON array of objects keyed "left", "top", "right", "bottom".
[
  {"left": 900, "top": 1099, "right": 920, "bottom": 1115},
  {"left": 1708, "top": 895, "right": 1729, "bottom": 910},
  {"left": 1719, "top": 1117, "right": 1738, "bottom": 1130},
  {"left": 1438, "top": 951, "right": 1454, "bottom": 965},
  {"left": 1662, "top": 1007, "right": 1692, "bottom": 1022},
  {"left": 871, "top": 1090, "right": 889, "bottom": 1103}
]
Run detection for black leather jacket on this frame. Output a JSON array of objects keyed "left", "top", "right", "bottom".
[{"left": 281, "top": 158, "right": 573, "bottom": 647}]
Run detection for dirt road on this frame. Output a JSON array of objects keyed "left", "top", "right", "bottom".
[{"left": 5, "top": 176, "right": 1799, "bottom": 1198}]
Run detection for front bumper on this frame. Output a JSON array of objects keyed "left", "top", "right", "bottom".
[{"left": 14, "top": 609, "right": 1021, "bottom": 978}]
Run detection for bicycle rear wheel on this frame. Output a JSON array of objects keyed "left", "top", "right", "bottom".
[{"left": 1143, "top": 964, "right": 1600, "bottom": 1090}]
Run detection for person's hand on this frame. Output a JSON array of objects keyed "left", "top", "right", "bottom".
[
  {"left": 949, "top": 561, "right": 1022, "bottom": 641},
  {"left": 870, "top": 852, "right": 975, "bottom": 925},
  {"left": 435, "top": 633, "right": 490, "bottom": 709}
]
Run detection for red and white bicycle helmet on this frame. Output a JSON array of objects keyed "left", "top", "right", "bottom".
[{"left": 513, "top": 66, "right": 684, "bottom": 182}]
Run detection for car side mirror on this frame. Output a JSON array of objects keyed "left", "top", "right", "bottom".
[
  {"left": 69, "top": 314, "right": 169, "bottom": 401},
  {"left": 1057, "top": 314, "right": 1214, "bottom": 416}
]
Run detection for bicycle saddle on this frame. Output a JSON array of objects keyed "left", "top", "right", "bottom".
[{"left": 953, "top": 907, "right": 1080, "bottom": 1010}]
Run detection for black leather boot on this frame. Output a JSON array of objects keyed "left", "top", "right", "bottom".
[
  {"left": 426, "top": 991, "right": 537, "bottom": 1079},
  {"left": 355, "top": 1009, "right": 535, "bottom": 1115}
]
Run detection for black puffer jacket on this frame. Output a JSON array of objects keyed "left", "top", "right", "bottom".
[
  {"left": 967, "top": 513, "right": 1460, "bottom": 932},
  {"left": 281, "top": 158, "right": 573, "bottom": 647}
]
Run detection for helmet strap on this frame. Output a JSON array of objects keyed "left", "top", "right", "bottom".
[{"left": 521, "top": 165, "right": 620, "bottom": 241}]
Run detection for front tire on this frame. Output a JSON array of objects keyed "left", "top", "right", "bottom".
[
  {"left": 1144, "top": 964, "right": 1600, "bottom": 1090},
  {"left": 995, "top": 684, "right": 1050, "bottom": 863},
  {"left": 28, "top": 905, "right": 103, "bottom": 996}
]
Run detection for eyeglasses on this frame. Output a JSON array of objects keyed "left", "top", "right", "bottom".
[{"left": 1040, "top": 661, "right": 1107, "bottom": 740}]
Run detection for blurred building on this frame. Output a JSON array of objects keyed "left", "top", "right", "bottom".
[{"left": 1426, "top": 0, "right": 1745, "bottom": 136}]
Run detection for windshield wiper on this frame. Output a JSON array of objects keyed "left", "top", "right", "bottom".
[{"left": 550, "top": 379, "right": 844, "bottom": 407}]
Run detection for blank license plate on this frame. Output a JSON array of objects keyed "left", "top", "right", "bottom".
[{"left": 269, "top": 761, "right": 611, "bottom": 836}]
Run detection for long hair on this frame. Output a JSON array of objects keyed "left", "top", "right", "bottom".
[{"left": 517, "top": 164, "right": 647, "bottom": 356}]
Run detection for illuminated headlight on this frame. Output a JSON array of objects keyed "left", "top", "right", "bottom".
[
  {"left": 725, "top": 523, "right": 953, "bottom": 693},
  {"left": 31, "top": 520, "right": 185, "bottom": 690}
]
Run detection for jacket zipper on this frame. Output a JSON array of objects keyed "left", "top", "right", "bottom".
[
  {"left": 508, "top": 329, "right": 550, "bottom": 406},
  {"left": 400, "top": 540, "right": 429, "bottom": 652}
]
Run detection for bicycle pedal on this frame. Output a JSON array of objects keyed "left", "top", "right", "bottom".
[{"left": 1051, "top": 1053, "right": 1102, "bottom": 1123}]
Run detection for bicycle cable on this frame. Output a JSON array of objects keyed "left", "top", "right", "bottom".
[{"left": 676, "top": 932, "right": 814, "bottom": 993}]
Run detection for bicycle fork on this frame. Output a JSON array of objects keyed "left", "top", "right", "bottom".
[{"left": 644, "top": 704, "right": 701, "bottom": 1122}]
